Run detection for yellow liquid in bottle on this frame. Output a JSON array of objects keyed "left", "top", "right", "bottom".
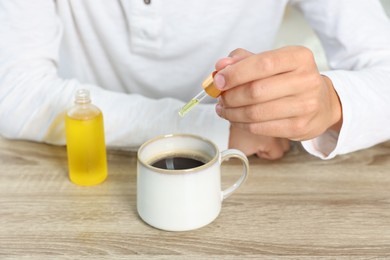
[{"left": 65, "top": 112, "right": 107, "bottom": 186}]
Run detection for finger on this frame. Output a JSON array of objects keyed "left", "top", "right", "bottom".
[
  {"left": 217, "top": 96, "right": 311, "bottom": 123},
  {"left": 219, "top": 71, "right": 308, "bottom": 108},
  {"left": 215, "top": 57, "right": 235, "bottom": 71},
  {"left": 232, "top": 118, "right": 316, "bottom": 141},
  {"left": 256, "top": 147, "right": 285, "bottom": 160},
  {"left": 250, "top": 135, "right": 289, "bottom": 160},
  {"left": 215, "top": 46, "right": 315, "bottom": 91},
  {"left": 215, "top": 48, "right": 253, "bottom": 71},
  {"left": 228, "top": 48, "right": 254, "bottom": 58},
  {"left": 281, "top": 138, "right": 291, "bottom": 152}
]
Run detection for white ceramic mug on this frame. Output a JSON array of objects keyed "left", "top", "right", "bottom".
[{"left": 137, "top": 134, "right": 249, "bottom": 231}]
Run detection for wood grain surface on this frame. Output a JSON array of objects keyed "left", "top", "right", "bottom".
[{"left": 1, "top": 137, "right": 390, "bottom": 259}]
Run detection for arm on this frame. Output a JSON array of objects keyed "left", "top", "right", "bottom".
[
  {"left": 0, "top": 1, "right": 230, "bottom": 150},
  {"left": 292, "top": 0, "right": 390, "bottom": 159},
  {"left": 214, "top": 0, "right": 390, "bottom": 159}
]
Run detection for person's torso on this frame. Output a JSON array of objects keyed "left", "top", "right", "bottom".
[{"left": 56, "top": 0, "right": 289, "bottom": 101}]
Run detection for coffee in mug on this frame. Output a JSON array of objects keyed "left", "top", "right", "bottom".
[
  {"left": 137, "top": 134, "right": 249, "bottom": 231},
  {"left": 149, "top": 153, "right": 208, "bottom": 170}
]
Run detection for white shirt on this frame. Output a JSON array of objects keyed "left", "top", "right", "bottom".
[{"left": 0, "top": 0, "right": 390, "bottom": 159}]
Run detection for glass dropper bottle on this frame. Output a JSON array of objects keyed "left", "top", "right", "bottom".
[
  {"left": 65, "top": 89, "right": 108, "bottom": 186},
  {"left": 178, "top": 71, "right": 221, "bottom": 117}
]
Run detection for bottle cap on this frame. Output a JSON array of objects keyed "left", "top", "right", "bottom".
[{"left": 201, "top": 71, "right": 221, "bottom": 98}]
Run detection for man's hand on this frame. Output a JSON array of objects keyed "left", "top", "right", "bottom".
[
  {"left": 215, "top": 46, "right": 343, "bottom": 141},
  {"left": 229, "top": 125, "right": 290, "bottom": 160}
]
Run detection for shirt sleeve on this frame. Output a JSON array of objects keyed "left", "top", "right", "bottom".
[
  {"left": 0, "top": 0, "right": 230, "bottom": 151},
  {"left": 291, "top": 0, "right": 390, "bottom": 159}
]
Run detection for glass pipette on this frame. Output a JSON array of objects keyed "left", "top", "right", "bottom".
[
  {"left": 178, "top": 71, "right": 221, "bottom": 117},
  {"left": 178, "top": 90, "right": 208, "bottom": 117}
]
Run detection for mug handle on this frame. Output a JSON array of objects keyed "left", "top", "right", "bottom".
[{"left": 220, "top": 149, "right": 249, "bottom": 200}]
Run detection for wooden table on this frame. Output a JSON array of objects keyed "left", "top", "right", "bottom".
[{"left": 1, "top": 136, "right": 390, "bottom": 259}]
